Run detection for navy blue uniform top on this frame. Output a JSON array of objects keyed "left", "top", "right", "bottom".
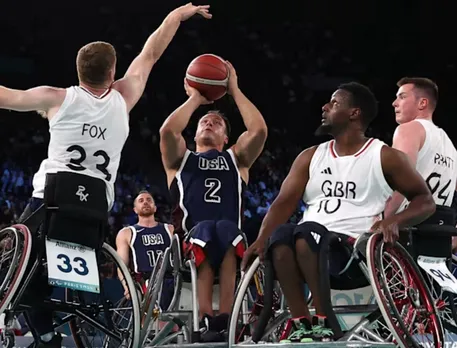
[
  {"left": 170, "top": 149, "right": 246, "bottom": 237},
  {"left": 128, "top": 223, "right": 173, "bottom": 274}
]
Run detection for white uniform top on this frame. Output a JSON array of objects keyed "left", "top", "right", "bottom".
[
  {"left": 398, "top": 119, "right": 457, "bottom": 212},
  {"left": 299, "top": 138, "right": 393, "bottom": 238},
  {"left": 32, "top": 86, "right": 129, "bottom": 209}
]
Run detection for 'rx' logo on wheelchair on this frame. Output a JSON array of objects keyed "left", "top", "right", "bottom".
[{"left": 76, "top": 185, "right": 89, "bottom": 201}]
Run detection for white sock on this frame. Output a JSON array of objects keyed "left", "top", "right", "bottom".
[{"left": 40, "top": 332, "right": 55, "bottom": 342}]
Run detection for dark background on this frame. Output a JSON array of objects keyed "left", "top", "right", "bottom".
[{"left": 0, "top": 0, "right": 455, "bottom": 244}]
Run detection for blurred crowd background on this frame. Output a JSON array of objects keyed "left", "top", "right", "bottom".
[{"left": 0, "top": 1, "right": 455, "bottom": 245}]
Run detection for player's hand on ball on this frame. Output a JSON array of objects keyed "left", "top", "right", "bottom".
[
  {"left": 174, "top": 3, "right": 212, "bottom": 21},
  {"left": 184, "top": 79, "right": 213, "bottom": 105},
  {"left": 225, "top": 61, "right": 239, "bottom": 95}
]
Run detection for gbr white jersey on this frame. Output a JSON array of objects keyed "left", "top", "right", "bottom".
[
  {"left": 299, "top": 138, "right": 393, "bottom": 238},
  {"left": 32, "top": 86, "right": 129, "bottom": 209},
  {"left": 398, "top": 119, "right": 457, "bottom": 212}
]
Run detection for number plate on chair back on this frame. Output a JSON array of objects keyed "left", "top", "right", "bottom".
[
  {"left": 417, "top": 255, "right": 457, "bottom": 294},
  {"left": 46, "top": 237, "right": 100, "bottom": 293}
]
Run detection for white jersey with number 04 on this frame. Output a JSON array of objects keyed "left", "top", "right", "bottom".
[
  {"left": 397, "top": 119, "right": 457, "bottom": 212},
  {"left": 32, "top": 86, "right": 129, "bottom": 209},
  {"left": 299, "top": 138, "right": 393, "bottom": 238}
]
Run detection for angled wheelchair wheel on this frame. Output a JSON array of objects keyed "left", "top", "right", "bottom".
[
  {"left": 431, "top": 254, "right": 457, "bottom": 341},
  {"left": 0, "top": 225, "right": 32, "bottom": 316},
  {"left": 68, "top": 243, "right": 140, "bottom": 348},
  {"left": 228, "top": 257, "right": 288, "bottom": 346},
  {"left": 367, "top": 233, "right": 444, "bottom": 348}
]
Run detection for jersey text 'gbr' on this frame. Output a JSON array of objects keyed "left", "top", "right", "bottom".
[
  {"left": 300, "top": 138, "right": 393, "bottom": 238},
  {"left": 171, "top": 149, "right": 245, "bottom": 235}
]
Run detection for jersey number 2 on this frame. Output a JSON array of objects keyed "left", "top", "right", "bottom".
[
  {"left": 204, "top": 178, "right": 221, "bottom": 203},
  {"left": 66, "top": 145, "right": 112, "bottom": 181},
  {"left": 426, "top": 172, "right": 451, "bottom": 206}
]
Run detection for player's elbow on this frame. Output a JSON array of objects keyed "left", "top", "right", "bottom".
[
  {"left": 159, "top": 123, "right": 178, "bottom": 138},
  {"left": 424, "top": 192, "right": 436, "bottom": 216},
  {"left": 254, "top": 125, "right": 268, "bottom": 143},
  {"left": 415, "top": 191, "right": 436, "bottom": 219}
]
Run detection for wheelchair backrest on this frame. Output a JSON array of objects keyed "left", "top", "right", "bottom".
[{"left": 43, "top": 172, "right": 108, "bottom": 250}]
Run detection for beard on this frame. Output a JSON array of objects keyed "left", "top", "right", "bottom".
[
  {"left": 138, "top": 207, "right": 154, "bottom": 217},
  {"left": 315, "top": 123, "right": 332, "bottom": 137}
]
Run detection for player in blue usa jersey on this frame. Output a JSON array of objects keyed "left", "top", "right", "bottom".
[
  {"left": 160, "top": 61, "right": 267, "bottom": 341},
  {"left": 116, "top": 190, "right": 174, "bottom": 309}
]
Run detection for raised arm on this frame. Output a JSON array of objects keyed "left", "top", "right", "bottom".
[
  {"left": 241, "top": 146, "right": 317, "bottom": 269},
  {"left": 0, "top": 86, "right": 66, "bottom": 118},
  {"left": 112, "top": 4, "right": 212, "bottom": 113},
  {"left": 160, "top": 79, "right": 212, "bottom": 171},
  {"left": 384, "top": 122, "right": 425, "bottom": 217},
  {"left": 227, "top": 62, "right": 268, "bottom": 169}
]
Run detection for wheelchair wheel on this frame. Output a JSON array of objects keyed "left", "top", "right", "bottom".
[
  {"left": 228, "top": 257, "right": 288, "bottom": 346},
  {"left": 0, "top": 225, "right": 32, "bottom": 316},
  {"left": 367, "top": 233, "right": 444, "bottom": 348},
  {"left": 430, "top": 254, "right": 457, "bottom": 342},
  {"left": 68, "top": 243, "right": 140, "bottom": 348}
]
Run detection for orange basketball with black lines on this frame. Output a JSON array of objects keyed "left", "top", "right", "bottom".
[{"left": 185, "top": 54, "right": 229, "bottom": 101}]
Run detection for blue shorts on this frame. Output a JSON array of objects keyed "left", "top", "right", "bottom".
[
  {"left": 267, "top": 222, "right": 363, "bottom": 280},
  {"left": 184, "top": 220, "right": 245, "bottom": 271}
]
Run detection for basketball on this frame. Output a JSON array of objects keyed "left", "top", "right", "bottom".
[{"left": 185, "top": 54, "right": 229, "bottom": 101}]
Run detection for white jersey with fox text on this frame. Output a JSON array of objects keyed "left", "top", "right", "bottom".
[
  {"left": 300, "top": 138, "right": 393, "bottom": 238},
  {"left": 32, "top": 86, "right": 129, "bottom": 209},
  {"left": 397, "top": 119, "right": 457, "bottom": 212}
]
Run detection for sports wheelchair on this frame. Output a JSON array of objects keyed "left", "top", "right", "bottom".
[
  {"left": 229, "top": 230, "right": 445, "bottom": 348},
  {"left": 0, "top": 172, "right": 141, "bottom": 348},
  {"left": 404, "top": 224, "right": 457, "bottom": 344},
  {"left": 113, "top": 224, "right": 249, "bottom": 347}
]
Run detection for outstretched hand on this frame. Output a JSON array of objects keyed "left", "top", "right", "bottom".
[{"left": 173, "top": 3, "right": 212, "bottom": 21}]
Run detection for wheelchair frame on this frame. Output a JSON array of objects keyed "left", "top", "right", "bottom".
[
  {"left": 0, "top": 203, "right": 141, "bottom": 347},
  {"left": 228, "top": 232, "right": 444, "bottom": 348},
  {"left": 128, "top": 226, "right": 249, "bottom": 346}
]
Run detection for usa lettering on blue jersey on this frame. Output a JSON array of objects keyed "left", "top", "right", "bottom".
[
  {"left": 170, "top": 149, "right": 246, "bottom": 235},
  {"left": 129, "top": 223, "right": 172, "bottom": 273}
]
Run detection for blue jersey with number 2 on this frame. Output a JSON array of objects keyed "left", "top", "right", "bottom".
[{"left": 171, "top": 149, "right": 245, "bottom": 235}]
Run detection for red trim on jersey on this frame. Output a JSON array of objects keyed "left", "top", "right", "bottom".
[
  {"left": 354, "top": 138, "right": 375, "bottom": 157},
  {"left": 329, "top": 140, "right": 337, "bottom": 158},
  {"left": 79, "top": 86, "right": 112, "bottom": 99},
  {"left": 330, "top": 138, "right": 374, "bottom": 158}
]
